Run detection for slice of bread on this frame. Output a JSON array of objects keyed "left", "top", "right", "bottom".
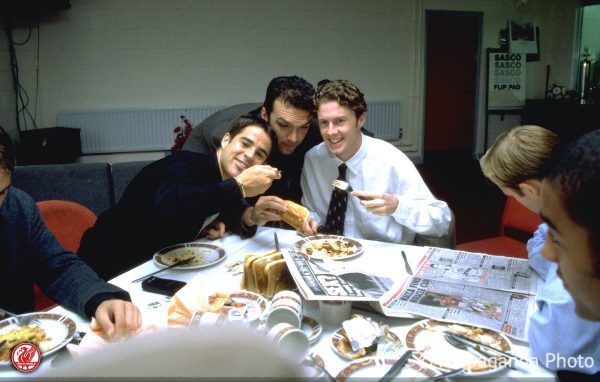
[
  {"left": 252, "top": 253, "right": 283, "bottom": 295},
  {"left": 281, "top": 200, "right": 309, "bottom": 232},
  {"left": 265, "top": 259, "right": 295, "bottom": 298},
  {"left": 241, "top": 250, "right": 276, "bottom": 291}
]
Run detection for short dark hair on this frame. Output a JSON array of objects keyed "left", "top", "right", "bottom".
[
  {"left": 0, "top": 126, "right": 16, "bottom": 173},
  {"left": 262, "top": 76, "right": 315, "bottom": 116},
  {"left": 228, "top": 114, "right": 277, "bottom": 148},
  {"left": 545, "top": 129, "right": 600, "bottom": 267}
]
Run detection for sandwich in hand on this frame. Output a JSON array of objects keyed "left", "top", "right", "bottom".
[{"left": 280, "top": 200, "right": 309, "bottom": 232}]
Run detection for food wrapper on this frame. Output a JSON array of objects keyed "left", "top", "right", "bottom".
[
  {"left": 342, "top": 315, "right": 382, "bottom": 352},
  {"left": 167, "top": 273, "right": 209, "bottom": 327}
]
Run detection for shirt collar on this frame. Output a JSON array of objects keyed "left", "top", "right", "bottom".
[{"left": 338, "top": 133, "right": 367, "bottom": 177}]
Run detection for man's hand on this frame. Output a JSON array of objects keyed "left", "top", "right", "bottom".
[
  {"left": 90, "top": 299, "right": 142, "bottom": 341},
  {"left": 351, "top": 191, "right": 399, "bottom": 216},
  {"left": 300, "top": 218, "right": 319, "bottom": 236},
  {"left": 200, "top": 220, "right": 226, "bottom": 239},
  {"left": 242, "top": 196, "right": 288, "bottom": 227},
  {"left": 235, "top": 165, "right": 281, "bottom": 197}
]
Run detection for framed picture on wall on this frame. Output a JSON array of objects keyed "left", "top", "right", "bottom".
[{"left": 509, "top": 20, "right": 538, "bottom": 55}]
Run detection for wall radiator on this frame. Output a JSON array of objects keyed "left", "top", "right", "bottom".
[{"left": 57, "top": 102, "right": 400, "bottom": 154}]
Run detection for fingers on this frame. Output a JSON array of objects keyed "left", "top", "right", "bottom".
[
  {"left": 93, "top": 300, "right": 142, "bottom": 341},
  {"left": 254, "top": 196, "right": 287, "bottom": 223},
  {"left": 358, "top": 193, "right": 398, "bottom": 216}
]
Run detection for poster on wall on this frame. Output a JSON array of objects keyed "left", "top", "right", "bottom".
[
  {"left": 487, "top": 50, "right": 526, "bottom": 109},
  {"left": 509, "top": 20, "right": 538, "bottom": 54}
]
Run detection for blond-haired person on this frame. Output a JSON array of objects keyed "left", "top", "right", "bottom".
[{"left": 480, "top": 125, "right": 600, "bottom": 377}]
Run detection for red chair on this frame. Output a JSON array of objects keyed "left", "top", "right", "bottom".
[
  {"left": 456, "top": 196, "right": 542, "bottom": 258},
  {"left": 34, "top": 200, "right": 97, "bottom": 311}
]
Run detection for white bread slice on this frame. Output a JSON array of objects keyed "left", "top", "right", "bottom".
[{"left": 265, "top": 259, "right": 295, "bottom": 298}]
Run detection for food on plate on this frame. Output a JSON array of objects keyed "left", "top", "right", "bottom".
[
  {"left": 280, "top": 200, "right": 309, "bottom": 231},
  {"left": 304, "top": 239, "right": 356, "bottom": 258},
  {"left": 0, "top": 325, "right": 48, "bottom": 361},
  {"left": 333, "top": 328, "right": 375, "bottom": 360},
  {"left": 207, "top": 291, "right": 232, "bottom": 312},
  {"left": 158, "top": 248, "right": 200, "bottom": 266},
  {"left": 240, "top": 249, "right": 295, "bottom": 298}
]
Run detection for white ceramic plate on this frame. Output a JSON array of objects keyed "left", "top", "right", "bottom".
[
  {"left": 294, "top": 235, "right": 363, "bottom": 260},
  {"left": 301, "top": 316, "right": 322, "bottom": 344},
  {"left": 190, "top": 290, "right": 268, "bottom": 326},
  {"left": 153, "top": 243, "right": 226, "bottom": 270},
  {"left": 404, "top": 319, "right": 513, "bottom": 376},
  {"left": 336, "top": 356, "right": 440, "bottom": 382},
  {"left": 0, "top": 313, "right": 76, "bottom": 365},
  {"left": 331, "top": 327, "right": 402, "bottom": 361}
]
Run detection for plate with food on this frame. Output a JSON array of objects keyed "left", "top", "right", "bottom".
[
  {"left": 404, "top": 319, "right": 513, "bottom": 376},
  {"left": 0, "top": 313, "right": 76, "bottom": 365},
  {"left": 294, "top": 235, "right": 363, "bottom": 260},
  {"left": 336, "top": 356, "right": 441, "bottom": 382},
  {"left": 203, "top": 290, "right": 268, "bottom": 324},
  {"left": 301, "top": 316, "right": 322, "bottom": 344},
  {"left": 331, "top": 327, "right": 402, "bottom": 360},
  {"left": 153, "top": 243, "right": 226, "bottom": 270}
]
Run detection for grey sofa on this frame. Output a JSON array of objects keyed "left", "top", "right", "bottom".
[{"left": 12, "top": 161, "right": 152, "bottom": 216}]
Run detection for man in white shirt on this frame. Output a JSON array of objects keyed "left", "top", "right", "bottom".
[{"left": 300, "top": 80, "right": 450, "bottom": 244}]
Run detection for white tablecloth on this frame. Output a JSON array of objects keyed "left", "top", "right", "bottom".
[{"left": 0, "top": 226, "right": 556, "bottom": 380}]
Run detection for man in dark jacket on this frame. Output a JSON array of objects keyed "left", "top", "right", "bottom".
[
  {"left": 0, "top": 126, "right": 141, "bottom": 339},
  {"left": 79, "top": 115, "right": 281, "bottom": 280}
]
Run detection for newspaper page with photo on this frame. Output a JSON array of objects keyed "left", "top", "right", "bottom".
[{"left": 282, "top": 247, "right": 539, "bottom": 341}]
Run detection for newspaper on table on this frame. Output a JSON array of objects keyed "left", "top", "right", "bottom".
[{"left": 282, "top": 247, "right": 540, "bottom": 341}]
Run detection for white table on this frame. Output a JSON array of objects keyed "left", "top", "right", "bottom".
[{"left": 0, "top": 227, "right": 556, "bottom": 380}]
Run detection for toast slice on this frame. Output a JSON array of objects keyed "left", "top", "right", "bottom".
[
  {"left": 252, "top": 252, "right": 283, "bottom": 295},
  {"left": 265, "top": 258, "right": 295, "bottom": 298},
  {"left": 241, "top": 249, "right": 277, "bottom": 291}
]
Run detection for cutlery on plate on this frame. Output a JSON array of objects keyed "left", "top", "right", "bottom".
[
  {"left": 444, "top": 333, "right": 516, "bottom": 370},
  {"left": 418, "top": 367, "right": 464, "bottom": 382},
  {"left": 306, "top": 352, "right": 337, "bottom": 382},
  {"left": 401, "top": 251, "right": 413, "bottom": 275},
  {"left": 0, "top": 307, "right": 42, "bottom": 326},
  {"left": 377, "top": 349, "right": 413, "bottom": 381},
  {"left": 447, "top": 333, "right": 529, "bottom": 364},
  {"left": 0, "top": 340, "right": 6, "bottom": 350},
  {"left": 131, "top": 257, "right": 195, "bottom": 283}
]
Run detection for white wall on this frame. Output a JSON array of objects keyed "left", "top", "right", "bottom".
[{"left": 0, "top": 0, "right": 579, "bottom": 162}]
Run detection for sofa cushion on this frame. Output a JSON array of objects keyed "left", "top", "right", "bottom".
[
  {"left": 110, "top": 161, "right": 152, "bottom": 204},
  {"left": 13, "top": 163, "right": 113, "bottom": 216}
]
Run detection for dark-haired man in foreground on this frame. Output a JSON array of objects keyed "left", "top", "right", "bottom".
[{"left": 0, "top": 126, "right": 141, "bottom": 340}]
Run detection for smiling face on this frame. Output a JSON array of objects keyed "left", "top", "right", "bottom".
[
  {"left": 317, "top": 101, "right": 366, "bottom": 162},
  {"left": 217, "top": 125, "right": 272, "bottom": 180},
  {"left": 261, "top": 97, "right": 312, "bottom": 155},
  {"left": 540, "top": 179, "right": 600, "bottom": 321}
]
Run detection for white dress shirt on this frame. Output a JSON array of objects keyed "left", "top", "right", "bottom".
[{"left": 301, "top": 134, "right": 451, "bottom": 244}]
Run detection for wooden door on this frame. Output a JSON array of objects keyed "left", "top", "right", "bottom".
[{"left": 424, "top": 12, "right": 481, "bottom": 153}]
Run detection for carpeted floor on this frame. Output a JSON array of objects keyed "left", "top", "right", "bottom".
[{"left": 416, "top": 150, "right": 506, "bottom": 245}]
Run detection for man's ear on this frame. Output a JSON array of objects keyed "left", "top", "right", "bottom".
[
  {"left": 358, "top": 111, "right": 367, "bottom": 129},
  {"left": 260, "top": 107, "right": 269, "bottom": 122},
  {"left": 221, "top": 133, "right": 231, "bottom": 149},
  {"left": 519, "top": 179, "right": 542, "bottom": 197}
]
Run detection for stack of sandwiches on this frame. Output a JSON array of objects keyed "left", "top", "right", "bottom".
[{"left": 241, "top": 249, "right": 296, "bottom": 298}]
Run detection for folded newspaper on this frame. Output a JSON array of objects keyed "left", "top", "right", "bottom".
[{"left": 282, "top": 247, "right": 540, "bottom": 341}]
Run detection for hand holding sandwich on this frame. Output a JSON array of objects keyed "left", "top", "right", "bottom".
[
  {"left": 247, "top": 196, "right": 289, "bottom": 226},
  {"left": 351, "top": 191, "right": 399, "bottom": 216}
]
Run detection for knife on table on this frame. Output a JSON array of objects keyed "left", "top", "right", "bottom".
[
  {"left": 377, "top": 349, "right": 413, "bottom": 381},
  {"left": 131, "top": 257, "right": 195, "bottom": 283},
  {"left": 401, "top": 251, "right": 413, "bottom": 275}
]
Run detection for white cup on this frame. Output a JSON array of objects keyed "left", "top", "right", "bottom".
[
  {"left": 319, "top": 300, "right": 352, "bottom": 326},
  {"left": 267, "top": 322, "right": 309, "bottom": 364},
  {"left": 267, "top": 290, "right": 303, "bottom": 329}
]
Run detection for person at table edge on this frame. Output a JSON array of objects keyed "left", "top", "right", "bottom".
[
  {"left": 0, "top": 126, "right": 141, "bottom": 339},
  {"left": 540, "top": 129, "right": 600, "bottom": 381},
  {"left": 79, "top": 115, "right": 281, "bottom": 280},
  {"left": 300, "top": 80, "right": 451, "bottom": 243},
  {"left": 479, "top": 125, "right": 600, "bottom": 377}
]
